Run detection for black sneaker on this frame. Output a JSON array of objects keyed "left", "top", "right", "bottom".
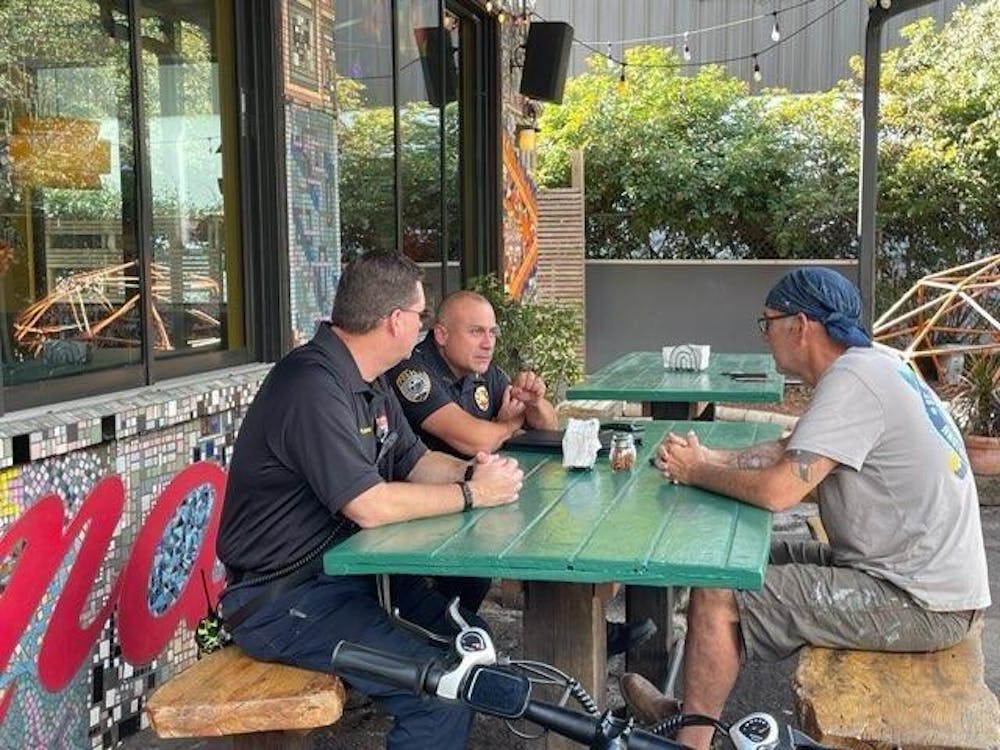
[{"left": 606, "top": 618, "right": 658, "bottom": 656}]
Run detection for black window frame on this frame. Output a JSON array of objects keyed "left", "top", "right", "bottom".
[
  {"left": 387, "top": 0, "right": 499, "bottom": 290},
  {"left": 1, "top": 0, "right": 276, "bottom": 414}
]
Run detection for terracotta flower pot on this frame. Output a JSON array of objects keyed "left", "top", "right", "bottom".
[{"left": 963, "top": 433, "right": 1000, "bottom": 476}]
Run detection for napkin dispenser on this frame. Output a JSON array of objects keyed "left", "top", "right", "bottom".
[{"left": 662, "top": 344, "right": 710, "bottom": 371}]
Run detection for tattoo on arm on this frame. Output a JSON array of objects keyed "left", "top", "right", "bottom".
[
  {"left": 733, "top": 440, "right": 787, "bottom": 470},
  {"left": 786, "top": 450, "right": 823, "bottom": 483}
]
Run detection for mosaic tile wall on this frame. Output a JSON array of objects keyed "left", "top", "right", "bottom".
[
  {"left": 0, "top": 364, "right": 270, "bottom": 750},
  {"left": 281, "top": 0, "right": 341, "bottom": 347},
  {"left": 286, "top": 104, "right": 341, "bottom": 346}
]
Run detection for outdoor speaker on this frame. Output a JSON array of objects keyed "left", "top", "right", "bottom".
[
  {"left": 414, "top": 26, "right": 457, "bottom": 107},
  {"left": 519, "top": 22, "right": 574, "bottom": 104}
]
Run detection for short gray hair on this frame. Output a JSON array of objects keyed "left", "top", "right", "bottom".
[{"left": 331, "top": 252, "right": 423, "bottom": 334}]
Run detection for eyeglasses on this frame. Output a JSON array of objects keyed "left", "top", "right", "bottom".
[
  {"left": 437, "top": 323, "right": 501, "bottom": 339},
  {"left": 397, "top": 307, "right": 434, "bottom": 327},
  {"left": 464, "top": 325, "right": 501, "bottom": 339},
  {"left": 757, "top": 312, "right": 797, "bottom": 333}
]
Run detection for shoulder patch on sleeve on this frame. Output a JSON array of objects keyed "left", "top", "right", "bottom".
[{"left": 396, "top": 368, "right": 432, "bottom": 403}]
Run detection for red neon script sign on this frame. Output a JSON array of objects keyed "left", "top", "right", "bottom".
[{"left": 0, "top": 461, "right": 227, "bottom": 724}]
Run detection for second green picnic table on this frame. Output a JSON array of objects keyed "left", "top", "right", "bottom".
[{"left": 565, "top": 351, "right": 784, "bottom": 419}]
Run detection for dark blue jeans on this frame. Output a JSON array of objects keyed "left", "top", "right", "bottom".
[{"left": 221, "top": 573, "right": 484, "bottom": 749}]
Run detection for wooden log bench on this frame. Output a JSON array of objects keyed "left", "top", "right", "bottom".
[
  {"left": 793, "top": 622, "right": 999, "bottom": 749},
  {"left": 145, "top": 645, "right": 346, "bottom": 750},
  {"left": 793, "top": 517, "right": 1000, "bottom": 749}
]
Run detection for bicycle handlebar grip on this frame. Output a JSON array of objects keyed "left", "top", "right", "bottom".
[
  {"left": 332, "top": 640, "right": 442, "bottom": 695},
  {"left": 522, "top": 702, "right": 684, "bottom": 749}
]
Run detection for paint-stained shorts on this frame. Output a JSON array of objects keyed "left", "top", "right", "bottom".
[{"left": 735, "top": 539, "right": 977, "bottom": 662}]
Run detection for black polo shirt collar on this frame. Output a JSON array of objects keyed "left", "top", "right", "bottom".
[{"left": 311, "top": 322, "right": 376, "bottom": 395}]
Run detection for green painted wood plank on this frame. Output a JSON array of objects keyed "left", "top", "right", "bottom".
[
  {"left": 323, "top": 421, "right": 780, "bottom": 589},
  {"left": 566, "top": 351, "right": 784, "bottom": 403}
]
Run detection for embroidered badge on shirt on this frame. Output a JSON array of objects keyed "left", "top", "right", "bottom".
[
  {"left": 474, "top": 384, "right": 490, "bottom": 412},
  {"left": 396, "top": 368, "right": 431, "bottom": 403}
]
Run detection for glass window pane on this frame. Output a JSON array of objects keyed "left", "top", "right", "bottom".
[
  {"left": 0, "top": 1, "right": 142, "bottom": 385},
  {"left": 398, "top": 0, "right": 446, "bottom": 307},
  {"left": 334, "top": 0, "right": 396, "bottom": 260},
  {"left": 138, "top": 1, "right": 242, "bottom": 358}
]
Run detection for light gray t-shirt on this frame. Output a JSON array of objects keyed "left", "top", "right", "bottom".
[{"left": 787, "top": 347, "right": 990, "bottom": 612}]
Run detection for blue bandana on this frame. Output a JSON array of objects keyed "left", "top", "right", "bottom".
[{"left": 765, "top": 268, "right": 871, "bottom": 348}]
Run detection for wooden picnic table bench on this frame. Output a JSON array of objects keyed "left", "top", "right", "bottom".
[{"left": 145, "top": 644, "right": 346, "bottom": 750}]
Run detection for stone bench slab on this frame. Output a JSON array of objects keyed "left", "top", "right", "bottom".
[{"left": 793, "top": 621, "right": 999, "bottom": 749}]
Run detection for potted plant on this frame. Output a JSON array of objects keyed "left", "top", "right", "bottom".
[{"left": 952, "top": 352, "right": 1000, "bottom": 475}]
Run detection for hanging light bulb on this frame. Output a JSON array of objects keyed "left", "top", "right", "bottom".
[
  {"left": 607, "top": 42, "right": 616, "bottom": 70},
  {"left": 752, "top": 54, "right": 762, "bottom": 83},
  {"left": 497, "top": 10, "right": 507, "bottom": 23},
  {"left": 485, "top": 1, "right": 494, "bottom": 12},
  {"left": 878, "top": 0, "right": 892, "bottom": 8},
  {"left": 682, "top": 31, "right": 692, "bottom": 62},
  {"left": 770, "top": 12, "right": 781, "bottom": 42}
]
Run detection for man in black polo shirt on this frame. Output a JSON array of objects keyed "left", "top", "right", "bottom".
[
  {"left": 217, "top": 252, "right": 523, "bottom": 750},
  {"left": 388, "top": 289, "right": 657, "bottom": 657}
]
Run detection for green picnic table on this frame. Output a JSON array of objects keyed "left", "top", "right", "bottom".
[
  {"left": 323, "top": 421, "right": 780, "bottom": 744},
  {"left": 566, "top": 351, "right": 784, "bottom": 419}
]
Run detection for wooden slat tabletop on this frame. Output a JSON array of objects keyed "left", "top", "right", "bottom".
[
  {"left": 565, "top": 351, "right": 784, "bottom": 404},
  {"left": 323, "top": 421, "right": 780, "bottom": 591}
]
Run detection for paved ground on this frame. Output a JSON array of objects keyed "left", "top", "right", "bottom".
[{"left": 125, "top": 502, "right": 999, "bottom": 750}]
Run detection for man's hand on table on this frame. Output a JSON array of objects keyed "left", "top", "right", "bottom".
[
  {"left": 657, "top": 431, "right": 708, "bottom": 485},
  {"left": 469, "top": 452, "right": 523, "bottom": 507}
]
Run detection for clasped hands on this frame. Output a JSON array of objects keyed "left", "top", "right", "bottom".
[
  {"left": 497, "top": 371, "right": 548, "bottom": 425},
  {"left": 654, "top": 430, "right": 707, "bottom": 485},
  {"left": 467, "top": 451, "right": 523, "bottom": 506}
]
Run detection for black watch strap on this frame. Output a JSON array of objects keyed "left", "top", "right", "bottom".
[
  {"left": 457, "top": 481, "right": 474, "bottom": 512},
  {"left": 464, "top": 462, "right": 475, "bottom": 481}
]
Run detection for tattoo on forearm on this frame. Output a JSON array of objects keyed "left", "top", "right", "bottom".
[
  {"left": 786, "top": 450, "right": 822, "bottom": 482},
  {"left": 734, "top": 441, "right": 785, "bottom": 470}
]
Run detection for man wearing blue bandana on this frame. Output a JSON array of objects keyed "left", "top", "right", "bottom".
[{"left": 620, "top": 268, "right": 990, "bottom": 750}]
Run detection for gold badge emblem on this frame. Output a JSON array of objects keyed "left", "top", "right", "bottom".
[{"left": 474, "top": 384, "right": 490, "bottom": 412}]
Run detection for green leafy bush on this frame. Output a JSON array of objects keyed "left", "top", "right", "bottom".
[{"left": 468, "top": 274, "right": 583, "bottom": 400}]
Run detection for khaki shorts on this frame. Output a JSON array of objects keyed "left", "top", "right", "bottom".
[{"left": 735, "top": 539, "right": 977, "bottom": 662}]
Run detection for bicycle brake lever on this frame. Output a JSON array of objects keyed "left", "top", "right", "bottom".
[
  {"left": 446, "top": 597, "right": 471, "bottom": 630},
  {"left": 390, "top": 606, "right": 451, "bottom": 645}
]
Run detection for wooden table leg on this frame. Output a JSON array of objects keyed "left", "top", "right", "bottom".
[
  {"left": 625, "top": 586, "right": 675, "bottom": 683},
  {"left": 523, "top": 581, "right": 606, "bottom": 750}
]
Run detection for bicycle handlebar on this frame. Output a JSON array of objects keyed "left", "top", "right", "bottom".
[
  {"left": 332, "top": 640, "right": 684, "bottom": 749},
  {"left": 330, "top": 598, "right": 833, "bottom": 750},
  {"left": 331, "top": 641, "right": 445, "bottom": 696}
]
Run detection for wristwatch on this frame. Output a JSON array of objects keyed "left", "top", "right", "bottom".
[{"left": 457, "top": 480, "right": 474, "bottom": 512}]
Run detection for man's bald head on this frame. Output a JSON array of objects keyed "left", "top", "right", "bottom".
[{"left": 436, "top": 290, "right": 492, "bottom": 325}]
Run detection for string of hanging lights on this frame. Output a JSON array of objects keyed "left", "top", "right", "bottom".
[{"left": 485, "top": 0, "right": 853, "bottom": 86}]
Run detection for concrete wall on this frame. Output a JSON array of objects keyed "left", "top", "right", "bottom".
[{"left": 584, "top": 260, "right": 860, "bottom": 371}]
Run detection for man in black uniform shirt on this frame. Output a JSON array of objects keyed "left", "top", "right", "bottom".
[
  {"left": 388, "top": 289, "right": 656, "bottom": 656},
  {"left": 389, "top": 289, "right": 558, "bottom": 457},
  {"left": 217, "top": 253, "right": 523, "bottom": 750}
]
